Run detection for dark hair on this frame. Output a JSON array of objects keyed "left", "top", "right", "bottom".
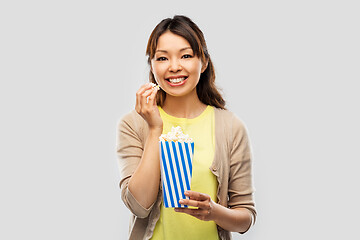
[{"left": 146, "top": 15, "right": 226, "bottom": 109}]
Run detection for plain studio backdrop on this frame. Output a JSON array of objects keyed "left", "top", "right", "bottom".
[{"left": 1, "top": 0, "right": 359, "bottom": 239}]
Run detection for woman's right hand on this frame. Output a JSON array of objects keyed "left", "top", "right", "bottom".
[{"left": 135, "top": 83, "right": 163, "bottom": 131}]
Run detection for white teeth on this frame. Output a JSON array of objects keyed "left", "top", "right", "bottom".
[{"left": 169, "top": 77, "right": 185, "bottom": 83}]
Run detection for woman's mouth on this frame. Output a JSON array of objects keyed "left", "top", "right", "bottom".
[{"left": 166, "top": 77, "right": 188, "bottom": 86}]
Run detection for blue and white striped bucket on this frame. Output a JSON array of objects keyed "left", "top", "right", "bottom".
[{"left": 159, "top": 141, "right": 194, "bottom": 208}]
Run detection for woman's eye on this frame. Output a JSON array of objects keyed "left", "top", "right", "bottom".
[
  {"left": 182, "top": 54, "right": 193, "bottom": 59},
  {"left": 156, "top": 57, "right": 167, "bottom": 61}
]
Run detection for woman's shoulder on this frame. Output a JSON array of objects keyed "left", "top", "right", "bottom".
[
  {"left": 119, "top": 109, "right": 142, "bottom": 122},
  {"left": 213, "top": 107, "right": 245, "bottom": 125},
  {"left": 213, "top": 107, "right": 232, "bottom": 117},
  {"left": 117, "top": 110, "right": 147, "bottom": 132},
  {"left": 213, "top": 107, "right": 249, "bottom": 138}
]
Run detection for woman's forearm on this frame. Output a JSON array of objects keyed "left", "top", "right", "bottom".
[
  {"left": 212, "top": 204, "right": 252, "bottom": 233},
  {"left": 128, "top": 128, "right": 162, "bottom": 209}
]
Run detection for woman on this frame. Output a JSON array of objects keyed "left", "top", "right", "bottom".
[{"left": 117, "top": 15, "right": 256, "bottom": 240}]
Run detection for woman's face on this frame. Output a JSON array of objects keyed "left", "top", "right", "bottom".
[{"left": 151, "top": 31, "right": 207, "bottom": 98}]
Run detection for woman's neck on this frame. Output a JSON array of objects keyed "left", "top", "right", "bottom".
[{"left": 162, "top": 92, "right": 207, "bottom": 119}]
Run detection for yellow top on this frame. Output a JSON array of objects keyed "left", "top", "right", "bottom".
[{"left": 151, "top": 105, "right": 219, "bottom": 240}]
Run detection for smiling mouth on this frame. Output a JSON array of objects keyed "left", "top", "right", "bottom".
[{"left": 166, "top": 77, "right": 188, "bottom": 84}]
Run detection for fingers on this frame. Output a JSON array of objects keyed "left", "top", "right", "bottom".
[
  {"left": 139, "top": 88, "right": 154, "bottom": 107},
  {"left": 184, "top": 191, "right": 210, "bottom": 201},
  {"left": 175, "top": 207, "right": 209, "bottom": 215},
  {"left": 178, "top": 190, "right": 211, "bottom": 209},
  {"left": 176, "top": 191, "right": 214, "bottom": 221},
  {"left": 179, "top": 198, "right": 210, "bottom": 210},
  {"left": 148, "top": 86, "right": 159, "bottom": 106},
  {"left": 174, "top": 207, "right": 211, "bottom": 221},
  {"left": 135, "top": 83, "right": 157, "bottom": 114},
  {"left": 135, "top": 83, "right": 151, "bottom": 113}
]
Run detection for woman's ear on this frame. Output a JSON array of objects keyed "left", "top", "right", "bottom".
[{"left": 201, "top": 60, "right": 209, "bottom": 73}]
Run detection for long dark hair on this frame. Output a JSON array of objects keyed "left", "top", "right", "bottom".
[{"left": 146, "top": 15, "right": 226, "bottom": 109}]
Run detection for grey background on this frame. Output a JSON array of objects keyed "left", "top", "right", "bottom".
[{"left": 1, "top": 0, "right": 359, "bottom": 239}]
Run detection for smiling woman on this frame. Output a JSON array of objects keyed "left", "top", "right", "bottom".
[
  {"left": 150, "top": 31, "right": 205, "bottom": 99},
  {"left": 116, "top": 15, "right": 256, "bottom": 240},
  {"left": 146, "top": 16, "right": 225, "bottom": 110}
]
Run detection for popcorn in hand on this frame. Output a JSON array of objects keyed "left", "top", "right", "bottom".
[
  {"left": 149, "top": 82, "right": 160, "bottom": 90},
  {"left": 159, "top": 126, "right": 193, "bottom": 142}
]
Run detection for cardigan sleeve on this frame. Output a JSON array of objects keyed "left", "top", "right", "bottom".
[
  {"left": 116, "top": 111, "right": 154, "bottom": 218},
  {"left": 228, "top": 114, "right": 257, "bottom": 232}
]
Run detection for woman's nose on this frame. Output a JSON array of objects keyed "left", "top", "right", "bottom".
[{"left": 168, "top": 59, "right": 182, "bottom": 72}]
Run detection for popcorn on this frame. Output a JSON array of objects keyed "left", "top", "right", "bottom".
[
  {"left": 149, "top": 82, "right": 160, "bottom": 90},
  {"left": 159, "top": 126, "right": 194, "bottom": 208},
  {"left": 159, "top": 126, "right": 193, "bottom": 142}
]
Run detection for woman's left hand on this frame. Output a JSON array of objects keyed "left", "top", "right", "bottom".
[{"left": 174, "top": 190, "right": 217, "bottom": 221}]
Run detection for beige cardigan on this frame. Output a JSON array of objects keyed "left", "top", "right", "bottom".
[{"left": 116, "top": 107, "right": 256, "bottom": 240}]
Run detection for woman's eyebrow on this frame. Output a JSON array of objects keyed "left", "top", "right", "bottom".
[{"left": 155, "top": 47, "right": 192, "bottom": 53}]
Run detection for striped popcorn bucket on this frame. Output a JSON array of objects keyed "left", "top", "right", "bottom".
[{"left": 159, "top": 141, "right": 194, "bottom": 208}]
